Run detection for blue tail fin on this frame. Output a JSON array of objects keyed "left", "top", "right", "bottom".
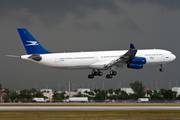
[{"left": 17, "top": 28, "right": 51, "bottom": 54}]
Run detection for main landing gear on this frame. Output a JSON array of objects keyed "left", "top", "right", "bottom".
[
  {"left": 159, "top": 64, "right": 164, "bottom": 72},
  {"left": 88, "top": 70, "right": 103, "bottom": 79},
  {"left": 106, "top": 70, "right": 117, "bottom": 79},
  {"left": 88, "top": 70, "right": 117, "bottom": 79}
]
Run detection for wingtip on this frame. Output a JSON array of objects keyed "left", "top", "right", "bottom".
[{"left": 130, "top": 43, "right": 135, "bottom": 49}]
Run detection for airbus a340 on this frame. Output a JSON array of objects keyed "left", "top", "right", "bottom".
[{"left": 15, "top": 28, "right": 176, "bottom": 79}]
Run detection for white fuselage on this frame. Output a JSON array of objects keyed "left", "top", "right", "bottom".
[{"left": 21, "top": 49, "right": 176, "bottom": 70}]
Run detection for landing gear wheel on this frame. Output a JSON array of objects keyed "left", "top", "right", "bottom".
[
  {"left": 109, "top": 74, "right": 112, "bottom": 79},
  {"left": 106, "top": 74, "right": 109, "bottom": 79},
  {"left": 98, "top": 72, "right": 103, "bottom": 76},
  {"left": 92, "top": 71, "right": 98, "bottom": 76},
  {"left": 90, "top": 70, "right": 103, "bottom": 78},
  {"left": 106, "top": 74, "right": 113, "bottom": 79},
  {"left": 110, "top": 70, "right": 117, "bottom": 76},
  {"left": 159, "top": 68, "right": 164, "bottom": 72},
  {"left": 88, "top": 74, "right": 94, "bottom": 79},
  {"left": 112, "top": 71, "right": 117, "bottom": 76}
]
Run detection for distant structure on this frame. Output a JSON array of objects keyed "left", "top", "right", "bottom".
[
  {"left": 40, "top": 89, "right": 52, "bottom": 93},
  {"left": 77, "top": 88, "right": 90, "bottom": 95},
  {"left": 40, "top": 89, "right": 53, "bottom": 102},
  {"left": 121, "top": 87, "right": 134, "bottom": 95},
  {"left": 58, "top": 88, "right": 91, "bottom": 98},
  {"left": 0, "top": 90, "right": 6, "bottom": 102},
  {"left": 172, "top": 87, "right": 180, "bottom": 97},
  {"left": 57, "top": 91, "right": 77, "bottom": 97}
]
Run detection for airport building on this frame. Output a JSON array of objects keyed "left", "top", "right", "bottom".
[
  {"left": 77, "top": 88, "right": 90, "bottom": 95},
  {"left": 40, "top": 89, "right": 53, "bottom": 101},
  {"left": 40, "top": 89, "right": 52, "bottom": 93},
  {"left": 57, "top": 90, "right": 76, "bottom": 97},
  {"left": 58, "top": 88, "right": 91, "bottom": 97},
  {"left": 121, "top": 87, "right": 134, "bottom": 95},
  {"left": 172, "top": 87, "right": 180, "bottom": 97}
]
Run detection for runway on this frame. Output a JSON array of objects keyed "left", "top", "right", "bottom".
[{"left": 0, "top": 106, "right": 180, "bottom": 111}]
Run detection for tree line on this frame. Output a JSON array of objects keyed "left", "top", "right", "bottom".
[
  {"left": 0, "top": 81, "right": 180, "bottom": 102},
  {"left": 54, "top": 81, "right": 179, "bottom": 102},
  {"left": 1, "top": 88, "right": 46, "bottom": 102}
]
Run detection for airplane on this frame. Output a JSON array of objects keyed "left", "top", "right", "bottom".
[{"left": 15, "top": 28, "right": 176, "bottom": 79}]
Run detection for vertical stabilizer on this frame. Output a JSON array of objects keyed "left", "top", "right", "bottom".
[{"left": 17, "top": 28, "right": 51, "bottom": 54}]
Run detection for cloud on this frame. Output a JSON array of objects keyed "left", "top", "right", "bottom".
[
  {"left": 0, "top": 0, "right": 179, "bottom": 90},
  {"left": 123, "top": 0, "right": 180, "bottom": 10},
  {"left": 72, "top": 21, "right": 103, "bottom": 31},
  {"left": 118, "top": 18, "right": 141, "bottom": 33},
  {"left": 0, "top": 0, "right": 121, "bottom": 26},
  {"left": 90, "top": 21, "right": 103, "bottom": 31}
]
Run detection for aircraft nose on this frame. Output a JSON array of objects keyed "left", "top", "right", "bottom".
[{"left": 172, "top": 54, "right": 176, "bottom": 60}]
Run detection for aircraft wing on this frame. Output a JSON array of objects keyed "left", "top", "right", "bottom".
[{"left": 104, "top": 44, "right": 137, "bottom": 68}]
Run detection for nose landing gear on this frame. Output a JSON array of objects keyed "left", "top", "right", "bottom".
[
  {"left": 159, "top": 64, "right": 164, "bottom": 72},
  {"left": 159, "top": 68, "right": 164, "bottom": 72}
]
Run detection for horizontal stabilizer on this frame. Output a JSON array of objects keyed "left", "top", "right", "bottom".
[{"left": 5, "top": 55, "right": 20, "bottom": 58}]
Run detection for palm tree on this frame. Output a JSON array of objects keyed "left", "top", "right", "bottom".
[
  {"left": 130, "top": 81, "right": 145, "bottom": 100},
  {"left": 114, "top": 89, "right": 121, "bottom": 95},
  {"left": 0, "top": 83, "right": 2, "bottom": 102},
  {"left": 29, "top": 88, "right": 37, "bottom": 95},
  {"left": 93, "top": 89, "right": 98, "bottom": 94},
  {"left": 108, "top": 89, "right": 113, "bottom": 95},
  {"left": 87, "top": 91, "right": 94, "bottom": 97},
  {"left": 10, "top": 91, "right": 18, "bottom": 102},
  {"left": 3, "top": 88, "right": 10, "bottom": 102},
  {"left": 146, "top": 90, "right": 152, "bottom": 97},
  {"left": 84, "top": 90, "right": 88, "bottom": 95}
]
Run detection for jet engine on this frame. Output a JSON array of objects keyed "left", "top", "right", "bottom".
[
  {"left": 127, "top": 63, "right": 143, "bottom": 69},
  {"left": 127, "top": 57, "right": 146, "bottom": 69},
  {"left": 129, "top": 57, "right": 146, "bottom": 64}
]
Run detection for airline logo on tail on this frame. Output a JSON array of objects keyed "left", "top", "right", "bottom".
[{"left": 26, "top": 41, "right": 39, "bottom": 46}]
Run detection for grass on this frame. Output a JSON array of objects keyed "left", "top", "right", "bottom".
[
  {"left": 0, "top": 103, "right": 180, "bottom": 119},
  {"left": 0, "top": 110, "right": 180, "bottom": 120}
]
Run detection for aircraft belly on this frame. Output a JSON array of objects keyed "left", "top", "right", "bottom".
[
  {"left": 89, "top": 61, "right": 110, "bottom": 69},
  {"left": 56, "top": 59, "right": 94, "bottom": 69}
]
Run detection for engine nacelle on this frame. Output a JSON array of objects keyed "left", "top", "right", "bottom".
[
  {"left": 127, "top": 63, "right": 143, "bottom": 69},
  {"left": 28, "top": 54, "right": 42, "bottom": 61},
  {"left": 130, "top": 57, "right": 146, "bottom": 64},
  {"left": 32, "top": 56, "right": 42, "bottom": 61}
]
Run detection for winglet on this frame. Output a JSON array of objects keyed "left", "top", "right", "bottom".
[{"left": 130, "top": 43, "right": 135, "bottom": 49}]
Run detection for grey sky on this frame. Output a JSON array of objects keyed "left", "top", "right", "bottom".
[{"left": 1, "top": 0, "right": 179, "bottom": 91}]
